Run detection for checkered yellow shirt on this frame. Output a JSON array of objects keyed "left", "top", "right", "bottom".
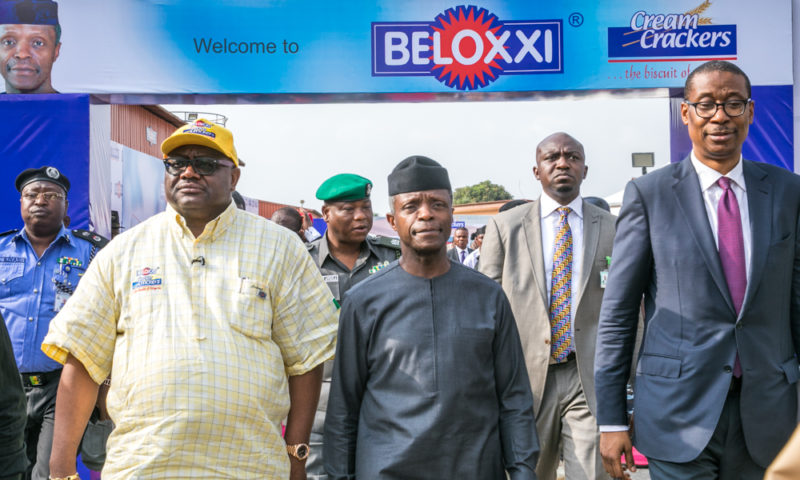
[{"left": 42, "top": 202, "right": 338, "bottom": 478}]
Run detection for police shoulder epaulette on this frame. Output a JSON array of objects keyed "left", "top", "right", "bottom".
[
  {"left": 368, "top": 235, "right": 401, "bottom": 250},
  {"left": 72, "top": 229, "right": 110, "bottom": 249},
  {"left": 0, "top": 229, "right": 19, "bottom": 237}
]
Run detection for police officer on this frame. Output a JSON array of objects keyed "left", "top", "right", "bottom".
[
  {"left": 306, "top": 173, "right": 400, "bottom": 479},
  {"left": 0, "top": 166, "right": 107, "bottom": 480}
]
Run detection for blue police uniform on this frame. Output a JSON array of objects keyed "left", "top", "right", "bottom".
[
  {"left": 0, "top": 224, "right": 106, "bottom": 480},
  {"left": 0, "top": 226, "right": 104, "bottom": 374}
]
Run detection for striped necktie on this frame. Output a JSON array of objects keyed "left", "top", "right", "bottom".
[{"left": 549, "top": 206, "right": 573, "bottom": 362}]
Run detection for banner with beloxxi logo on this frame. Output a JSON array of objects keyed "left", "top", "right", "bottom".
[{"left": 0, "top": 0, "right": 791, "bottom": 95}]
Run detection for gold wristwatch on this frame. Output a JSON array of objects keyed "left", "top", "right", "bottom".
[
  {"left": 49, "top": 475, "right": 81, "bottom": 480},
  {"left": 286, "top": 442, "right": 310, "bottom": 461}
]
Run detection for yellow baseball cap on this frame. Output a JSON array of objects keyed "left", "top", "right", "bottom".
[{"left": 161, "top": 119, "right": 239, "bottom": 166}]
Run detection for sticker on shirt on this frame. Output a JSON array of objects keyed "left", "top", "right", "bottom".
[{"left": 132, "top": 266, "right": 163, "bottom": 292}]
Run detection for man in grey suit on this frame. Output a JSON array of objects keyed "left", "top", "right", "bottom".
[
  {"left": 481, "top": 132, "right": 615, "bottom": 480},
  {"left": 595, "top": 60, "right": 800, "bottom": 480}
]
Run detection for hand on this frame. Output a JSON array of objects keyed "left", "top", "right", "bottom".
[
  {"left": 600, "top": 431, "right": 635, "bottom": 479},
  {"left": 96, "top": 382, "right": 111, "bottom": 421},
  {"left": 289, "top": 458, "right": 307, "bottom": 480},
  {"left": 299, "top": 208, "right": 310, "bottom": 231}
]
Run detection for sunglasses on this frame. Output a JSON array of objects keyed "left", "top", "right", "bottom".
[{"left": 163, "top": 156, "right": 234, "bottom": 176}]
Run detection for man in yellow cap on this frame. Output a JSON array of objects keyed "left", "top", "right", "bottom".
[
  {"left": 43, "top": 119, "right": 338, "bottom": 480},
  {"left": 305, "top": 172, "right": 400, "bottom": 479}
]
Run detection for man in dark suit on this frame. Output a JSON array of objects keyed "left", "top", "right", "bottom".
[
  {"left": 595, "top": 60, "right": 800, "bottom": 480},
  {"left": 0, "top": 313, "right": 27, "bottom": 480},
  {"left": 447, "top": 227, "right": 472, "bottom": 263}
]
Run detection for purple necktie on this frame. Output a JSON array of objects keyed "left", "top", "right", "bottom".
[
  {"left": 460, "top": 250, "right": 466, "bottom": 263},
  {"left": 717, "top": 177, "right": 745, "bottom": 377}
]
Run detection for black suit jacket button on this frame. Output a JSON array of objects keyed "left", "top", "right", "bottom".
[{"left": 724, "top": 366, "right": 732, "bottom": 373}]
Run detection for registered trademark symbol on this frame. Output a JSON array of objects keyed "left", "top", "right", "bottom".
[{"left": 568, "top": 12, "right": 584, "bottom": 27}]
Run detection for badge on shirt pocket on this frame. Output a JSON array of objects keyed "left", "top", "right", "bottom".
[
  {"left": 0, "top": 256, "right": 25, "bottom": 295},
  {"left": 230, "top": 277, "right": 272, "bottom": 339},
  {"left": 322, "top": 274, "right": 340, "bottom": 300}
]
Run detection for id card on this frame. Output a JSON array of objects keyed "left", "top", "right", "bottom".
[
  {"left": 600, "top": 270, "right": 609, "bottom": 289},
  {"left": 54, "top": 289, "right": 70, "bottom": 312}
]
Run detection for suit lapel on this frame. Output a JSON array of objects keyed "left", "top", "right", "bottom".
[
  {"left": 578, "top": 202, "right": 600, "bottom": 303},
  {"left": 522, "top": 199, "right": 548, "bottom": 306},
  {"left": 741, "top": 160, "right": 771, "bottom": 315},
  {"left": 672, "top": 158, "right": 736, "bottom": 315}
]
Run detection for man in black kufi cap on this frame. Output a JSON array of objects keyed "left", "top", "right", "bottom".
[
  {"left": 324, "top": 155, "right": 540, "bottom": 479},
  {"left": 0, "top": 0, "right": 61, "bottom": 94}
]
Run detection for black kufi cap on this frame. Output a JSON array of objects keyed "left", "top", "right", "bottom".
[
  {"left": 15, "top": 166, "right": 70, "bottom": 193},
  {"left": 0, "top": 0, "right": 59, "bottom": 25},
  {"left": 387, "top": 155, "right": 451, "bottom": 196}
]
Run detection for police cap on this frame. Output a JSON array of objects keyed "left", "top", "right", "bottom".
[{"left": 15, "top": 166, "right": 70, "bottom": 193}]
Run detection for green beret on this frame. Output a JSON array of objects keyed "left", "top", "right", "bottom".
[{"left": 316, "top": 173, "right": 372, "bottom": 202}]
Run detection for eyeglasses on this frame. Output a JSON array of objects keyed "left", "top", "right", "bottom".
[
  {"left": 684, "top": 99, "right": 751, "bottom": 119},
  {"left": 163, "top": 156, "right": 234, "bottom": 176},
  {"left": 21, "top": 192, "right": 65, "bottom": 202}
]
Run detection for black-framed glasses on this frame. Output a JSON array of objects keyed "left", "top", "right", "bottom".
[
  {"left": 684, "top": 99, "right": 751, "bottom": 119},
  {"left": 163, "top": 156, "right": 234, "bottom": 176},
  {"left": 21, "top": 191, "right": 65, "bottom": 202}
]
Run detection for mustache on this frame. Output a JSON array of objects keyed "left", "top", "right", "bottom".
[{"left": 6, "top": 59, "right": 40, "bottom": 73}]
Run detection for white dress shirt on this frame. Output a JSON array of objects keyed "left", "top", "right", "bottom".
[
  {"left": 690, "top": 152, "right": 752, "bottom": 279},
  {"left": 453, "top": 245, "right": 469, "bottom": 264},
  {"left": 464, "top": 248, "right": 480, "bottom": 269},
  {"left": 540, "top": 193, "right": 584, "bottom": 353}
]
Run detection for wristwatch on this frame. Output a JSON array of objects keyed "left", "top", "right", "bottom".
[{"left": 286, "top": 442, "right": 310, "bottom": 461}]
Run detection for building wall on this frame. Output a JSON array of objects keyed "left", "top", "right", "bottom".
[
  {"left": 110, "top": 105, "right": 183, "bottom": 158},
  {"left": 259, "top": 200, "right": 291, "bottom": 219}
]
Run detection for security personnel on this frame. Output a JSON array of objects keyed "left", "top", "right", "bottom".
[
  {"left": 0, "top": 166, "right": 107, "bottom": 480},
  {"left": 306, "top": 173, "right": 400, "bottom": 479}
]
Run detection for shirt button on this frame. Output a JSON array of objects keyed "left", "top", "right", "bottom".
[
  {"left": 33, "top": 288, "right": 38, "bottom": 293},
  {"left": 544, "top": 339, "right": 550, "bottom": 345},
  {"left": 28, "top": 317, "right": 33, "bottom": 322},
  {"left": 37, "top": 261, "right": 41, "bottom": 266}
]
